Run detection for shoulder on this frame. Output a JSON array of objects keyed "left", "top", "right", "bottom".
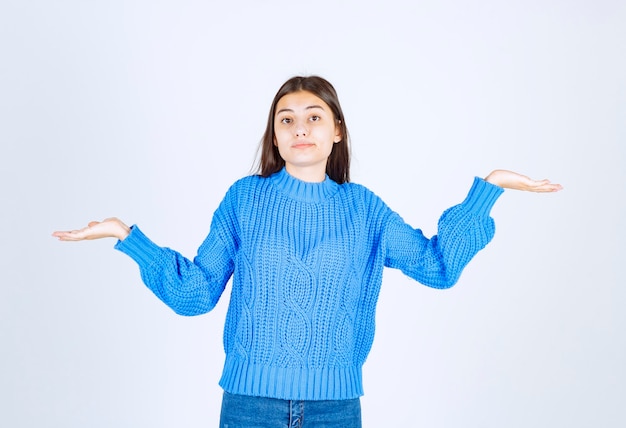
[
  {"left": 222, "top": 174, "right": 268, "bottom": 197},
  {"left": 338, "top": 182, "right": 392, "bottom": 217},
  {"left": 229, "top": 174, "right": 265, "bottom": 189},
  {"left": 211, "top": 175, "right": 266, "bottom": 215},
  {"left": 340, "top": 181, "right": 384, "bottom": 203}
]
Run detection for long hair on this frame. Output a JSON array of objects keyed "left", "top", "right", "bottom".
[{"left": 255, "top": 76, "right": 351, "bottom": 184}]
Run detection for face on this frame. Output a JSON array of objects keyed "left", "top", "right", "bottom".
[{"left": 273, "top": 91, "right": 342, "bottom": 182}]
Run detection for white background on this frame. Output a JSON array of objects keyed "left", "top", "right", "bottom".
[{"left": 1, "top": 1, "right": 624, "bottom": 427}]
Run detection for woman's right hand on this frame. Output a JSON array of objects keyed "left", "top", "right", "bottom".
[{"left": 52, "top": 217, "right": 131, "bottom": 241}]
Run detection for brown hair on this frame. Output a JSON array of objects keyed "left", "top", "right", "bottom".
[{"left": 255, "top": 76, "right": 351, "bottom": 183}]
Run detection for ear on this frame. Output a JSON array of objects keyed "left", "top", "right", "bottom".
[{"left": 334, "top": 120, "right": 342, "bottom": 143}]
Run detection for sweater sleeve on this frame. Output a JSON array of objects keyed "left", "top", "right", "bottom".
[
  {"left": 383, "top": 177, "right": 504, "bottom": 289},
  {"left": 114, "top": 189, "right": 239, "bottom": 316}
]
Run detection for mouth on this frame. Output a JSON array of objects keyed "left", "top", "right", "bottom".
[{"left": 292, "top": 142, "right": 315, "bottom": 149}]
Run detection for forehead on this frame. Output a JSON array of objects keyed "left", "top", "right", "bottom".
[{"left": 275, "top": 91, "right": 330, "bottom": 113}]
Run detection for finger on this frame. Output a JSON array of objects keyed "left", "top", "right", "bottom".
[
  {"left": 53, "top": 223, "right": 91, "bottom": 237},
  {"left": 531, "top": 183, "right": 563, "bottom": 192},
  {"left": 528, "top": 178, "right": 550, "bottom": 187},
  {"left": 56, "top": 235, "right": 80, "bottom": 241},
  {"left": 545, "top": 183, "right": 563, "bottom": 192},
  {"left": 52, "top": 231, "right": 76, "bottom": 238},
  {"left": 53, "top": 232, "right": 77, "bottom": 241},
  {"left": 54, "top": 228, "right": 90, "bottom": 241}
]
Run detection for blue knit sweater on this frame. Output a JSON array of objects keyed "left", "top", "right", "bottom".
[{"left": 115, "top": 168, "right": 503, "bottom": 400}]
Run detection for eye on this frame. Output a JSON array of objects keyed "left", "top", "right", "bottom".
[
  {"left": 309, "top": 115, "right": 321, "bottom": 122},
  {"left": 279, "top": 117, "right": 292, "bottom": 124}
]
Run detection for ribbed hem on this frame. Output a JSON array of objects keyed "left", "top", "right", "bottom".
[
  {"left": 114, "top": 225, "right": 162, "bottom": 267},
  {"left": 219, "top": 358, "right": 364, "bottom": 401},
  {"left": 270, "top": 168, "right": 340, "bottom": 203},
  {"left": 461, "top": 177, "right": 504, "bottom": 215}
]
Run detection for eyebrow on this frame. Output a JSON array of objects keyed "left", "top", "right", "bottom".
[{"left": 276, "top": 105, "right": 326, "bottom": 115}]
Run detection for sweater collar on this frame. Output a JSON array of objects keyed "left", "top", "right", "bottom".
[{"left": 270, "top": 167, "right": 340, "bottom": 203}]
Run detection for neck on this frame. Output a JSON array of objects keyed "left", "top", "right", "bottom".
[{"left": 285, "top": 164, "right": 326, "bottom": 183}]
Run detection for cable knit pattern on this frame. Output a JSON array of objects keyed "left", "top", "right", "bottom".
[{"left": 115, "top": 168, "right": 503, "bottom": 400}]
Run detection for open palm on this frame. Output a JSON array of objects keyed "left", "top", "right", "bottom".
[
  {"left": 485, "top": 170, "right": 563, "bottom": 192},
  {"left": 52, "top": 217, "right": 130, "bottom": 241}
]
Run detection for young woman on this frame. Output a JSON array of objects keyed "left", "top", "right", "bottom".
[{"left": 53, "top": 76, "right": 562, "bottom": 428}]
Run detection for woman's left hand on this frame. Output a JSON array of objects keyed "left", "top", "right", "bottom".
[{"left": 485, "top": 170, "right": 563, "bottom": 192}]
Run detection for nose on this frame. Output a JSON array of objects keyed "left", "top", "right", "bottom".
[{"left": 294, "top": 120, "right": 308, "bottom": 137}]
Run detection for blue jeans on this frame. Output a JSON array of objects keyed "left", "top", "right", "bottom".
[{"left": 219, "top": 391, "right": 362, "bottom": 428}]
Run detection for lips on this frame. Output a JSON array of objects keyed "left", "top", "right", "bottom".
[{"left": 292, "top": 141, "right": 315, "bottom": 149}]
